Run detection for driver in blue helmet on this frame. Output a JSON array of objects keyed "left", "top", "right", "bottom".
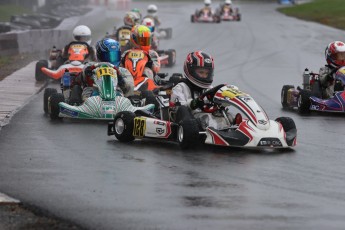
[{"left": 82, "top": 38, "right": 134, "bottom": 101}]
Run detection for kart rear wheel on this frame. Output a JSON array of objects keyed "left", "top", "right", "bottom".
[
  {"left": 281, "top": 85, "right": 294, "bottom": 109},
  {"left": 177, "top": 119, "right": 200, "bottom": 149},
  {"left": 44, "top": 88, "right": 57, "bottom": 113},
  {"left": 49, "top": 93, "right": 64, "bottom": 120},
  {"left": 297, "top": 90, "right": 311, "bottom": 114},
  {"left": 311, "top": 80, "right": 322, "bottom": 98},
  {"left": 113, "top": 111, "right": 135, "bottom": 142},
  {"left": 35, "top": 60, "right": 48, "bottom": 82},
  {"left": 191, "top": 15, "right": 195, "bottom": 23}
]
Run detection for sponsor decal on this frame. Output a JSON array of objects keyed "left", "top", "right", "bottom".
[
  {"left": 156, "top": 128, "right": 165, "bottom": 135},
  {"left": 154, "top": 120, "right": 166, "bottom": 126},
  {"left": 258, "top": 120, "right": 268, "bottom": 125},
  {"left": 61, "top": 107, "right": 79, "bottom": 117},
  {"left": 258, "top": 138, "right": 282, "bottom": 147}
]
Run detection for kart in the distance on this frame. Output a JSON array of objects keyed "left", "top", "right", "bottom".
[
  {"left": 191, "top": 8, "right": 221, "bottom": 23},
  {"left": 281, "top": 67, "right": 345, "bottom": 114},
  {"left": 109, "top": 84, "right": 297, "bottom": 149}
]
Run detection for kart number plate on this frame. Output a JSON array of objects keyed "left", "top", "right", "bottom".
[
  {"left": 96, "top": 67, "right": 115, "bottom": 78},
  {"left": 128, "top": 51, "right": 145, "bottom": 59},
  {"left": 133, "top": 117, "right": 146, "bottom": 137}
]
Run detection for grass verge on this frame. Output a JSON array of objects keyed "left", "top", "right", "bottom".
[
  {"left": 0, "top": 4, "right": 32, "bottom": 22},
  {"left": 278, "top": 0, "right": 345, "bottom": 30}
]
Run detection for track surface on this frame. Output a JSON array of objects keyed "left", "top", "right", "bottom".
[{"left": 1, "top": 2, "right": 345, "bottom": 230}]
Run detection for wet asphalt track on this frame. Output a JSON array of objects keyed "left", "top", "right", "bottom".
[{"left": 1, "top": 1, "right": 345, "bottom": 230}]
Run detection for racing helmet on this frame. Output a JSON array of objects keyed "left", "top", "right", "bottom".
[
  {"left": 184, "top": 51, "right": 214, "bottom": 89},
  {"left": 124, "top": 50, "right": 149, "bottom": 80},
  {"left": 147, "top": 4, "right": 158, "bottom": 16},
  {"left": 130, "top": 25, "right": 152, "bottom": 51},
  {"left": 131, "top": 8, "right": 142, "bottom": 21},
  {"left": 73, "top": 25, "right": 92, "bottom": 45},
  {"left": 225, "top": 0, "right": 232, "bottom": 5},
  {"left": 142, "top": 17, "right": 155, "bottom": 32},
  {"left": 123, "top": 11, "right": 140, "bottom": 27},
  {"left": 95, "top": 38, "right": 121, "bottom": 67},
  {"left": 325, "top": 41, "right": 345, "bottom": 68},
  {"left": 204, "top": 0, "right": 212, "bottom": 6}
]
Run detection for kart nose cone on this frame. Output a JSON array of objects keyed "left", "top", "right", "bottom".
[{"left": 115, "top": 118, "right": 125, "bottom": 134}]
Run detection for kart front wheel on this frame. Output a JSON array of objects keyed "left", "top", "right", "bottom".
[
  {"left": 44, "top": 88, "right": 57, "bottom": 113},
  {"left": 297, "top": 90, "right": 311, "bottom": 114},
  {"left": 35, "top": 60, "right": 48, "bottom": 82},
  {"left": 49, "top": 93, "right": 64, "bottom": 120},
  {"left": 281, "top": 85, "right": 294, "bottom": 109},
  {"left": 113, "top": 111, "right": 135, "bottom": 142},
  {"left": 275, "top": 117, "right": 297, "bottom": 146},
  {"left": 177, "top": 119, "right": 200, "bottom": 149}
]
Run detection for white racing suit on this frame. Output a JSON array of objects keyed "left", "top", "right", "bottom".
[{"left": 170, "top": 81, "right": 232, "bottom": 130}]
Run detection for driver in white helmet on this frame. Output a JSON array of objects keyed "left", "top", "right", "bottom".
[
  {"left": 198, "top": 0, "right": 213, "bottom": 17},
  {"left": 61, "top": 25, "right": 97, "bottom": 62},
  {"left": 143, "top": 4, "right": 161, "bottom": 27},
  {"left": 219, "top": 0, "right": 233, "bottom": 15}
]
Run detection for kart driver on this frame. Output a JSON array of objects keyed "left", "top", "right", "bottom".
[
  {"left": 170, "top": 51, "right": 236, "bottom": 129},
  {"left": 61, "top": 25, "right": 97, "bottom": 62},
  {"left": 121, "top": 25, "right": 161, "bottom": 90},
  {"left": 219, "top": 0, "right": 233, "bottom": 15},
  {"left": 143, "top": 4, "right": 161, "bottom": 27},
  {"left": 81, "top": 38, "right": 134, "bottom": 101},
  {"left": 198, "top": 0, "right": 213, "bottom": 17},
  {"left": 319, "top": 41, "right": 345, "bottom": 98}
]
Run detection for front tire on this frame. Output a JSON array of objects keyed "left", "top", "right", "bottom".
[
  {"left": 49, "top": 93, "right": 64, "bottom": 120},
  {"left": 177, "top": 119, "right": 200, "bottom": 149},
  {"left": 113, "top": 111, "right": 136, "bottom": 142},
  {"left": 44, "top": 88, "right": 57, "bottom": 113},
  {"left": 35, "top": 60, "right": 48, "bottom": 82},
  {"left": 297, "top": 90, "right": 311, "bottom": 114},
  {"left": 275, "top": 117, "right": 297, "bottom": 146}
]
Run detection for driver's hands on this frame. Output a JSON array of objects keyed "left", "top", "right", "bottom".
[
  {"left": 190, "top": 98, "right": 204, "bottom": 110},
  {"left": 203, "top": 84, "right": 226, "bottom": 99}
]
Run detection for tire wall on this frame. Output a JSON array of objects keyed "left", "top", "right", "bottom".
[{"left": 0, "top": 7, "right": 104, "bottom": 56}]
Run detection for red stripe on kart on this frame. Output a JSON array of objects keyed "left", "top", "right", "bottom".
[
  {"left": 164, "top": 121, "right": 172, "bottom": 138},
  {"left": 237, "top": 121, "right": 254, "bottom": 142},
  {"left": 208, "top": 128, "right": 229, "bottom": 146},
  {"left": 233, "top": 97, "right": 257, "bottom": 123}
]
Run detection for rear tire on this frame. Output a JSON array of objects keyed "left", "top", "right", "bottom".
[
  {"left": 44, "top": 88, "right": 57, "bottom": 113},
  {"left": 281, "top": 85, "right": 294, "bottom": 109},
  {"left": 191, "top": 15, "right": 195, "bottom": 23},
  {"left": 297, "top": 90, "right": 311, "bottom": 114},
  {"left": 35, "top": 60, "right": 48, "bottom": 82},
  {"left": 113, "top": 111, "right": 136, "bottom": 142},
  {"left": 49, "top": 93, "right": 64, "bottom": 120}
]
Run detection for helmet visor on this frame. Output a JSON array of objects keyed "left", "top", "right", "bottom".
[
  {"left": 98, "top": 50, "right": 121, "bottom": 67},
  {"left": 138, "top": 35, "right": 151, "bottom": 47},
  {"left": 334, "top": 52, "right": 345, "bottom": 61},
  {"left": 74, "top": 35, "right": 91, "bottom": 43}
]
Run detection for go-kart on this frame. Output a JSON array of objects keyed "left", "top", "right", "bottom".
[
  {"left": 46, "top": 62, "right": 154, "bottom": 120},
  {"left": 281, "top": 67, "right": 345, "bottom": 114},
  {"left": 191, "top": 8, "right": 221, "bottom": 23},
  {"left": 217, "top": 6, "right": 241, "bottom": 21},
  {"left": 35, "top": 41, "right": 91, "bottom": 81},
  {"left": 109, "top": 84, "right": 297, "bottom": 149}
]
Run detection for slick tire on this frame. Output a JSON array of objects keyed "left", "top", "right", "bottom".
[
  {"left": 177, "top": 119, "right": 200, "bottom": 149},
  {"left": 297, "top": 90, "right": 311, "bottom": 114},
  {"left": 44, "top": 88, "right": 57, "bottom": 113},
  {"left": 49, "top": 93, "right": 64, "bottom": 120},
  {"left": 35, "top": 60, "right": 48, "bottom": 82},
  {"left": 281, "top": 85, "right": 294, "bottom": 109},
  {"left": 113, "top": 111, "right": 136, "bottom": 142},
  {"left": 275, "top": 117, "right": 297, "bottom": 146}
]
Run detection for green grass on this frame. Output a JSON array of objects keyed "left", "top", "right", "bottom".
[
  {"left": 278, "top": 0, "right": 345, "bottom": 30},
  {"left": 0, "top": 4, "right": 32, "bottom": 22}
]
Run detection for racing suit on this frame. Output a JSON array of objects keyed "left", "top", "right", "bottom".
[
  {"left": 170, "top": 80, "right": 232, "bottom": 130},
  {"left": 81, "top": 62, "right": 134, "bottom": 101},
  {"left": 219, "top": 4, "right": 233, "bottom": 15},
  {"left": 198, "top": 6, "right": 213, "bottom": 17},
  {"left": 61, "top": 41, "right": 97, "bottom": 62},
  {"left": 319, "top": 65, "right": 337, "bottom": 99}
]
